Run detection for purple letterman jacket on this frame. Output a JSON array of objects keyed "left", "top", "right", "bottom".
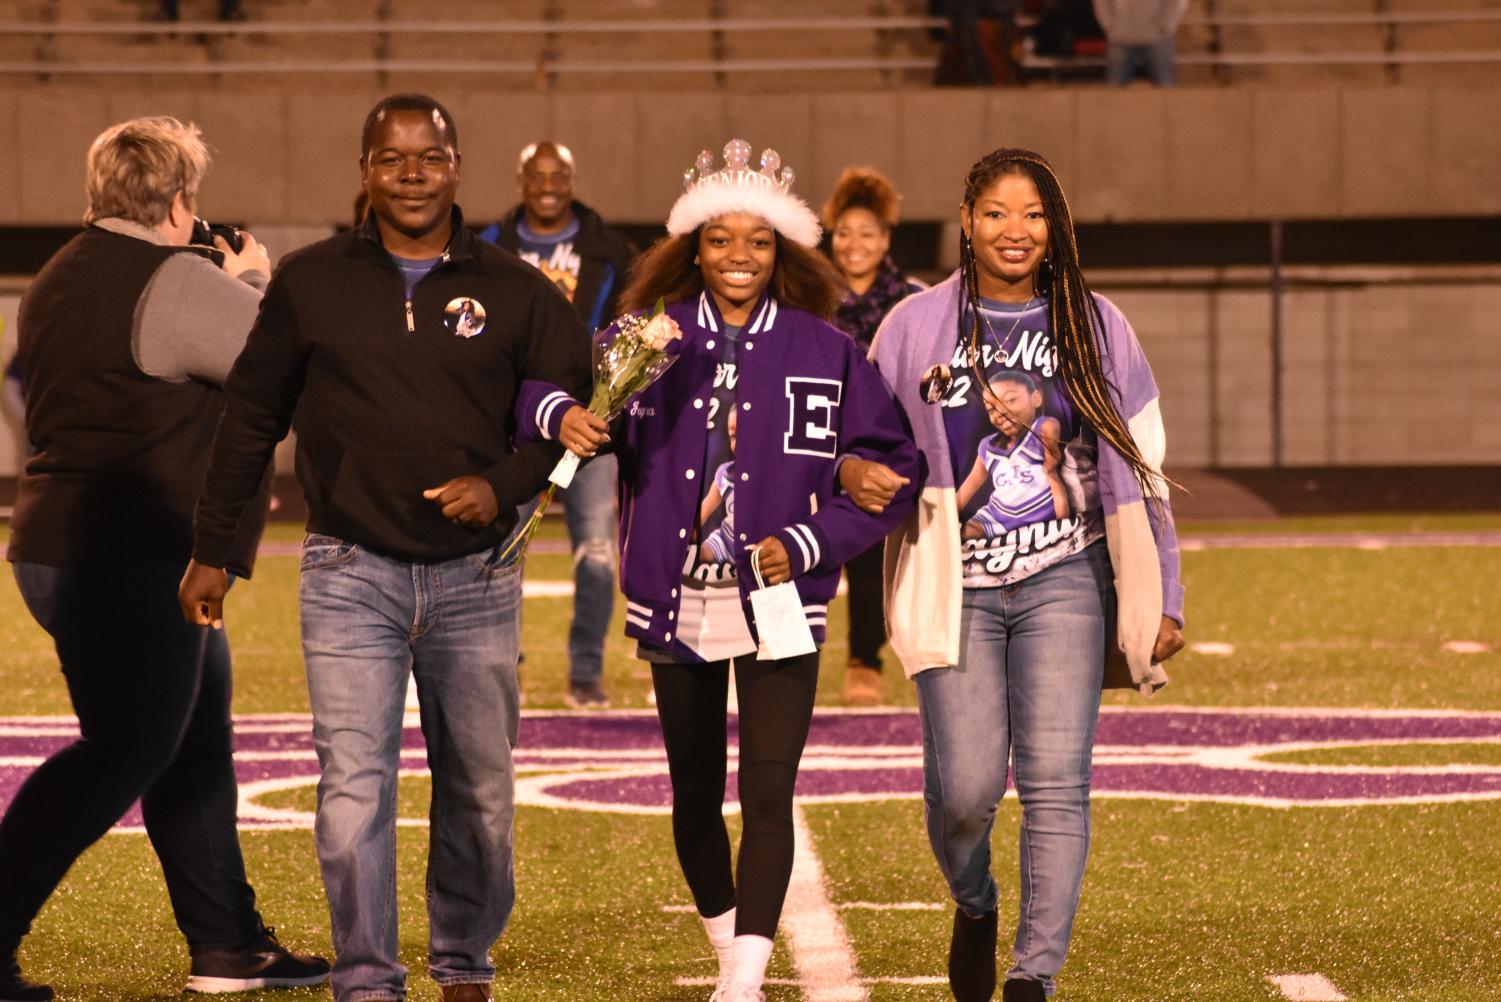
[{"left": 518, "top": 290, "right": 923, "bottom": 655}]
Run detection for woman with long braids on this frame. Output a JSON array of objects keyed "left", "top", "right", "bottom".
[
  {"left": 821, "top": 166, "right": 927, "bottom": 707},
  {"left": 869, "top": 148, "right": 1186, "bottom": 1001},
  {"left": 516, "top": 140, "right": 920, "bottom": 1001}
]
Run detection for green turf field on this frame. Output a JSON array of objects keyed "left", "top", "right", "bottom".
[{"left": 2, "top": 514, "right": 1499, "bottom": 1001}]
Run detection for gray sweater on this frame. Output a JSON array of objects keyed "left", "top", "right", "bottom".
[
  {"left": 95, "top": 217, "right": 267, "bottom": 385},
  {"left": 1092, "top": 0, "right": 1188, "bottom": 45}
]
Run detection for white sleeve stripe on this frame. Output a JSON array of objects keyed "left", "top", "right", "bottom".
[
  {"left": 538, "top": 393, "right": 571, "bottom": 438},
  {"left": 625, "top": 600, "right": 654, "bottom": 616},
  {"left": 625, "top": 614, "right": 652, "bottom": 630},
  {"left": 793, "top": 523, "right": 821, "bottom": 569},
  {"left": 784, "top": 526, "right": 812, "bottom": 572}
]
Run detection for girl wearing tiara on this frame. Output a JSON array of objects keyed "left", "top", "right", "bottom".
[
  {"left": 518, "top": 140, "right": 920, "bottom": 1002},
  {"left": 869, "top": 149, "right": 1186, "bottom": 1002}
]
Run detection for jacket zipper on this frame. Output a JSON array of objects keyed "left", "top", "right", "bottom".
[{"left": 405, "top": 299, "right": 415, "bottom": 332}]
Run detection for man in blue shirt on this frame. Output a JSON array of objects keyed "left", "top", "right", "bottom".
[{"left": 479, "top": 142, "right": 636, "bottom": 708}]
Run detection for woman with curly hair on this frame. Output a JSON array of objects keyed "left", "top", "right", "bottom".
[
  {"left": 821, "top": 166, "right": 927, "bottom": 706},
  {"left": 869, "top": 148, "right": 1186, "bottom": 1001}
]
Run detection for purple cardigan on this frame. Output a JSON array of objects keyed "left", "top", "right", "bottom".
[{"left": 518, "top": 290, "right": 922, "bottom": 654}]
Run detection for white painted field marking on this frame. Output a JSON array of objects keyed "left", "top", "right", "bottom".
[
  {"left": 1268, "top": 973, "right": 1348, "bottom": 1000},
  {"left": 1442, "top": 640, "right": 1494, "bottom": 654},
  {"left": 783, "top": 804, "right": 867, "bottom": 1001},
  {"left": 1190, "top": 641, "right": 1235, "bottom": 656},
  {"left": 840, "top": 901, "right": 944, "bottom": 911},
  {"left": 676, "top": 976, "right": 947, "bottom": 988}
]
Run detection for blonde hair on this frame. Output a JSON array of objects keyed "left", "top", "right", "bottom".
[{"left": 84, "top": 116, "right": 210, "bottom": 226}]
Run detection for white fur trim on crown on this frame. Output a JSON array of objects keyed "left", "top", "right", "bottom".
[{"left": 666, "top": 178, "right": 822, "bottom": 248}]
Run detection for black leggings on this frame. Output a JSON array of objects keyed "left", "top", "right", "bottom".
[{"left": 651, "top": 651, "right": 820, "bottom": 939}]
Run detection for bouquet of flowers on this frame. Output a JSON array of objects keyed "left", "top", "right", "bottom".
[{"left": 500, "top": 300, "right": 682, "bottom": 563}]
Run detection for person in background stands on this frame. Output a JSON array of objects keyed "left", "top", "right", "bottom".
[
  {"left": 478, "top": 141, "right": 636, "bottom": 708},
  {"left": 1092, "top": 0, "right": 1188, "bottom": 86},
  {"left": 0, "top": 115, "right": 327, "bottom": 1002},
  {"left": 820, "top": 166, "right": 926, "bottom": 707}
]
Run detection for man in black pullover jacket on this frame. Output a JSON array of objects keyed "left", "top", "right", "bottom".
[
  {"left": 180, "top": 95, "right": 590, "bottom": 1002},
  {"left": 478, "top": 142, "right": 636, "bottom": 709}
]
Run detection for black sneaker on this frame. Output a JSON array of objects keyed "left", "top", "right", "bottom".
[
  {"left": 1002, "top": 978, "right": 1046, "bottom": 1002},
  {"left": 565, "top": 680, "right": 610, "bottom": 709},
  {"left": 0, "top": 956, "right": 52, "bottom": 1002},
  {"left": 948, "top": 907, "right": 998, "bottom": 1002},
  {"left": 185, "top": 926, "right": 329, "bottom": 993}
]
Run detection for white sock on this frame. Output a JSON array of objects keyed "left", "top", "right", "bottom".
[
  {"left": 727, "top": 934, "right": 774, "bottom": 990},
  {"left": 701, "top": 907, "right": 736, "bottom": 983}
]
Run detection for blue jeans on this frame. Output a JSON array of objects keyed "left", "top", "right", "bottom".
[
  {"left": 517, "top": 452, "right": 617, "bottom": 684},
  {"left": 1106, "top": 38, "right": 1177, "bottom": 86},
  {"left": 298, "top": 535, "right": 523, "bottom": 1002},
  {"left": 915, "top": 544, "right": 1114, "bottom": 994}
]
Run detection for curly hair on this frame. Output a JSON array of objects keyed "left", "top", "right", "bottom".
[{"left": 820, "top": 166, "right": 902, "bottom": 232}]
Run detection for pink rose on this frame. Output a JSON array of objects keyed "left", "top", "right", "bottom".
[{"left": 641, "top": 312, "right": 682, "bottom": 352}]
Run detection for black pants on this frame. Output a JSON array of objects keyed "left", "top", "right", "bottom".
[
  {"left": 651, "top": 651, "right": 819, "bottom": 939},
  {"left": 844, "top": 541, "right": 887, "bottom": 670},
  {"left": 0, "top": 561, "right": 261, "bottom": 954}
]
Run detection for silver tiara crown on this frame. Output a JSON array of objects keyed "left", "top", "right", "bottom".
[{"left": 682, "top": 138, "right": 797, "bottom": 194}]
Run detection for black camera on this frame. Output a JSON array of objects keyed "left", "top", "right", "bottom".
[{"left": 190, "top": 217, "right": 244, "bottom": 254}]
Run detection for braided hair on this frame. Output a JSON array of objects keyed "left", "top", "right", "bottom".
[{"left": 959, "top": 147, "right": 1167, "bottom": 502}]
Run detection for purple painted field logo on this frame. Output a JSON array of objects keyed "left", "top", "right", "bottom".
[{"left": 2, "top": 707, "right": 1499, "bottom": 832}]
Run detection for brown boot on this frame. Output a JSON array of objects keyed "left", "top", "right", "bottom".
[
  {"left": 440, "top": 983, "right": 492, "bottom": 1002},
  {"left": 843, "top": 660, "right": 884, "bottom": 707}
]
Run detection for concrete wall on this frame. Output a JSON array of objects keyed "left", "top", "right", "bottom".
[
  {"left": 3, "top": 275, "right": 1499, "bottom": 475},
  {"left": 1, "top": 84, "right": 1499, "bottom": 226}
]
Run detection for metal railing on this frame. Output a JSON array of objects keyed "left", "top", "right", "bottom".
[{"left": 0, "top": 7, "right": 1498, "bottom": 80}]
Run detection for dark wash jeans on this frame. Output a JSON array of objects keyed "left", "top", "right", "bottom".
[{"left": 0, "top": 560, "right": 261, "bottom": 954}]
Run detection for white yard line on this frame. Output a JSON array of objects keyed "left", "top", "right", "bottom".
[
  {"left": 1268, "top": 974, "right": 1349, "bottom": 1001},
  {"left": 782, "top": 804, "right": 868, "bottom": 1002}
]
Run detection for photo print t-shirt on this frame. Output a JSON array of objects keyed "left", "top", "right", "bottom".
[
  {"left": 673, "top": 323, "right": 757, "bottom": 661},
  {"left": 936, "top": 296, "right": 1104, "bottom": 589},
  {"left": 514, "top": 217, "right": 582, "bottom": 302}
]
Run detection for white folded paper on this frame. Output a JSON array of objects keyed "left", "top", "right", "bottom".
[{"left": 550, "top": 450, "right": 581, "bottom": 489}]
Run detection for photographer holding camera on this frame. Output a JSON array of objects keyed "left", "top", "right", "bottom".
[{"left": 0, "top": 116, "right": 328, "bottom": 1001}]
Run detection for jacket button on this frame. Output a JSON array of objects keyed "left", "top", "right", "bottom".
[
  {"left": 678, "top": 529, "right": 687, "bottom": 539},
  {"left": 664, "top": 631, "right": 673, "bottom": 642},
  {"left": 705, "top": 339, "right": 716, "bottom": 350},
  {"left": 671, "top": 588, "right": 678, "bottom": 598},
  {"left": 668, "top": 611, "right": 676, "bottom": 621},
  {"left": 745, "top": 341, "right": 754, "bottom": 350},
  {"left": 685, "top": 469, "right": 695, "bottom": 480},
  {"left": 742, "top": 402, "right": 751, "bottom": 411},
  {"left": 693, "top": 399, "right": 704, "bottom": 409},
  {"left": 738, "top": 533, "right": 747, "bottom": 541},
  {"left": 740, "top": 472, "right": 749, "bottom": 482}
]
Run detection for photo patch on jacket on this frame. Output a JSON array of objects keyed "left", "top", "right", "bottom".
[{"left": 444, "top": 297, "right": 486, "bottom": 339}]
